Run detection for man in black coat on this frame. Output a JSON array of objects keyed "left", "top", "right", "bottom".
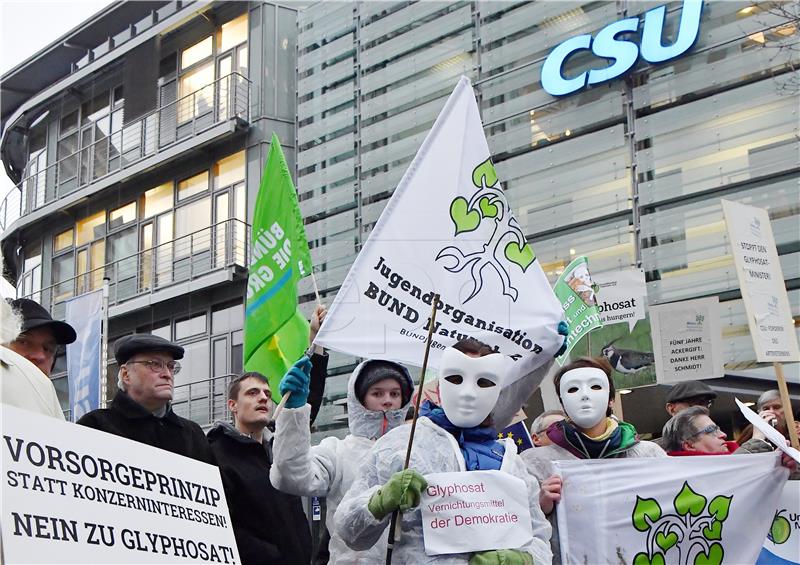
[
  {"left": 208, "top": 372, "right": 312, "bottom": 565},
  {"left": 77, "top": 334, "right": 214, "bottom": 464}
]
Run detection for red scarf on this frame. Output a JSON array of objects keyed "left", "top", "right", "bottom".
[{"left": 667, "top": 440, "right": 740, "bottom": 456}]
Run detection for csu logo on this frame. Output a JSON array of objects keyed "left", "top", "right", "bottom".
[{"left": 541, "top": 0, "right": 703, "bottom": 96}]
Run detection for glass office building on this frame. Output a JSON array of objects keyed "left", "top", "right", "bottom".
[{"left": 295, "top": 0, "right": 799, "bottom": 439}]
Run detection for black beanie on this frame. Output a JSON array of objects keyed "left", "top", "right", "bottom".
[{"left": 355, "top": 360, "right": 412, "bottom": 407}]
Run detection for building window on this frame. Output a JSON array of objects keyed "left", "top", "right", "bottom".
[
  {"left": 54, "top": 229, "right": 74, "bottom": 253},
  {"left": 142, "top": 182, "right": 173, "bottom": 218},
  {"left": 109, "top": 202, "right": 136, "bottom": 229},
  {"left": 174, "top": 197, "right": 212, "bottom": 257},
  {"left": 176, "top": 312, "right": 208, "bottom": 340},
  {"left": 178, "top": 63, "right": 215, "bottom": 122},
  {"left": 76, "top": 210, "right": 106, "bottom": 246},
  {"left": 19, "top": 241, "right": 42, "bottom": 300},
  {"left": 177, "top": 170, "right": 209, "bottom": 201},
  {"left": 218, "top": 14, "right": 248, "bottom": 53},
  {"left": 213, "top": 150, "right": 245, "bottom": 189},
  {"left": 52, "top": 252, "right": 75, "bottom": 303},
  {"left": 181, "top": 36, "right": 213, "bottom": 70}
]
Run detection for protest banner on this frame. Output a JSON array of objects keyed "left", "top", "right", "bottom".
[
  {"left": 65, "top": 289, "right": 103, "bottom": 421},
  {"left": 1, "top": 405, "right": 239, "bottom": 564},
  {"left": 553, "top": 256, "right": 602, "bottom": 365},
  {"left": 554, "top": 454, "right": 787, "bottom": 564},
  {"left": 314, "top": 76, "right": 563, "bottom": 384},
  {"left": 758, "top": 481, "right": 800, "bottom": 565},
  {"left": 244, "top": 133, "right": 313, "bottom": 400},
  {"left": 590, "top": 268, "right": 655, "bottom": 389},
  {"left": 650, "top": 296, "right": 723, "bottom": 384},
  {"left": 420, "top": 470, "right": 532, "bottom": 556},
  {"left": 721, "top": 199, "right": 799, "bottom": 363}
]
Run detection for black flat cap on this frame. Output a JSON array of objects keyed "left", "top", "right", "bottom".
[
  {"left": 114, "top": 334, "right": 184, "bottom": 364},
  {"left": 9, "top": 298, "right": 77, "bottom": 345},
  {"left": 666, "top": 380, "right": 717, "bottom": 403}
]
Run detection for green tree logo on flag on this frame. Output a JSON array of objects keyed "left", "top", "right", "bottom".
[
  {"left": 436, "top": 158, "right": 536, "bottom": 303},
  {"left": 631, "top": 481, "right": 733, "bottom": 565}
]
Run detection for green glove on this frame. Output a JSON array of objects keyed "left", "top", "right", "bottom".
[
  {"left": 469, "top": 549, "right": 534, "bottom": 565},
  {"left": 367, "top": 469, "right": 428, "bottom": 520}
]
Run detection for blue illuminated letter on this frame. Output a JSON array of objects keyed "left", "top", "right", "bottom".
[
  {"left": 587, "top": 17, "right": 640, "bottom": 86},
  {"left": 640, "top": 0, "right": 703, "bottom": 63},
  {"left": 540, "top": 34, "right": 592, "bottom": 97}
]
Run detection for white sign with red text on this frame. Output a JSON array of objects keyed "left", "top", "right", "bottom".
[{"left": 420, "top": 470, "right": 532, "bottom": 556}]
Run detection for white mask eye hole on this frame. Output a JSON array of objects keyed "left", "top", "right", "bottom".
[
  {"left": 477, "top": 378, "right": 496, "bottom": 388},
  {"left": 591, "top": 384, "right": 603, "bottom": 391},
  {"left": 567, "top": 386, "right": 579, "bottom": 394},
  {"left": 444, "top": 375, "right": 463, "bottom": 385}
]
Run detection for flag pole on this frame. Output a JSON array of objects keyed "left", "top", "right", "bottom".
[
  {"left": 385, "top": 294, "right": 440, "bottom": 565},
  {"left": 311, "top": 270, "right": 322, "bottom": 307},
  {"left": 773, "top": 362, "right": 799, "bottom": 450}
]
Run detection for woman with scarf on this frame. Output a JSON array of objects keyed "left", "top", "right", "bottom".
[
  {"left": 521, "top": 357, "right": 665, "bottom": 563},
  {"left": 335, "top": 337, "right": 552, "bottom": 565}
]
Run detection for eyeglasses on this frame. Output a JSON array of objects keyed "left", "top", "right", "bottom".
[
  {"left": 686, "top": 423, "right": 720, "bottom": 439},
  {"left": 126, "top": 359, "right": 181, "bottom": 375}
]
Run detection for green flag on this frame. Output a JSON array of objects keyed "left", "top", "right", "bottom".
[
  {"left": 244, "top": 133, "right": 313, "bottom": 399},
  {"left": 554, "top": 256, "right": 602, "bottom": 365}
]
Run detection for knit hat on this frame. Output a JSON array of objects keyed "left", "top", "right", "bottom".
[{"left": 354, "top": 360, "right": 412, "bottom": 407}]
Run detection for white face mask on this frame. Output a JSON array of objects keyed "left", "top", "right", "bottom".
[
  {"left": 437, "top": 347, "right": 506, "bottom": 428},
  {"left": 559, "top": 367, "right": 610, "bottom": 429}
]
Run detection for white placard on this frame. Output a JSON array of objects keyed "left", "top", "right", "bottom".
[
  {"left": 420, "top": 470, "right": 533, "bottom": 556},
  {"left": 722, "top": 199, "right": 800, "bottom": 362},
  {"left": 1, "top": 405, "right": 239, "bottom": 564},
  {"left": 593, "top": 268, "right": 647, "bottom": 332},
  {"left": 651, "top": 296, "right": 723, "bottom": 384},
  {"left": 735, "top": 398, "right": 800, "bottom": 463}
]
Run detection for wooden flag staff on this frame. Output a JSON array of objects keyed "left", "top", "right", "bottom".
[
  {"left": 773, "top": 362, "right": 799, "bottom": 450},
  {"left": 385, "top": 293, "right": 441, "bottom": 565}
]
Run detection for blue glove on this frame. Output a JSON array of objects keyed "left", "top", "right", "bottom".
[
  {"left": 555, "top": 320, "right": 569, "bottom": 357},
  {"left": 279, "top": 356, "right": 312, "bottom": 409}
]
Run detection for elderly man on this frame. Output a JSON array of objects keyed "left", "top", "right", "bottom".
[
  {"left": 1, "top": 299, "right": 71, "bottom": 418},
  {"left": 208, "top": 372, "right": 311, "bottom": 565},
  {"left": 77, "top": 334, "right": 213, "bottom": 464},
  {"left": 530, "top": 410, "right": 565, "bottom": 447},
  {"left": 652, "top": 380, "right": 718, "bottom": 448},
  {"left": 5, "top": 298, "right": 76, "bottom": 377}
]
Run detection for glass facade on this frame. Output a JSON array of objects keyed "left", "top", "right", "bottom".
[{"left": 296, "top": 1, "right": 800, "bottom": 439}]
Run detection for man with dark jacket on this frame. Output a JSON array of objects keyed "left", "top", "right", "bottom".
[
  {"left": 77, "top": 334, "right": 214, "bottom": 464},
  {"left": 208, "top": 371, "right": 312, "bottom": 565}
]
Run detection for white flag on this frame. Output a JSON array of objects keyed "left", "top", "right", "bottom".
[
  {"left": 315, "top": 76, "right": 563, "bottom": 384},
  {"left": 554, "top": 454, "right": 787, "bottom": 565}
]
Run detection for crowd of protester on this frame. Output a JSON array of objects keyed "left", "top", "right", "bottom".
[{"left": 1, "top": 297, "right": 796, "bottom": 565}]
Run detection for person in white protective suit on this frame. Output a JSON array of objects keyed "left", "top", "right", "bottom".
[
  {"left": 334, "top": 338, "right": 553, "bottom": 565},
  {"left": 270, "top": 355, "right": 415, "bottom": 563}
]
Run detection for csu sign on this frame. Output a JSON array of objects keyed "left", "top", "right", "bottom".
[{"left": 541, "top": 0, "right": 703, "bottom": 96}]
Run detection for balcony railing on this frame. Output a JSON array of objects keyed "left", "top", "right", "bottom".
[
  {"left": 173, "top": 373, "right": 237, "bottom": 429},
  {"left": 0, "top": 72, "right": 250, "bottom": 233},
  {"left": 20, "top": 218, "right": 249, "bottom": 318}
]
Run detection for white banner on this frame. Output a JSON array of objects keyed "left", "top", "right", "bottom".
[
  {"left": 1, "top": 405, "right": 239, "bottom": 564},
  {"left": 420, "top": 470, "right": 532, "bottom": 556},
  {"left": 721, "top": 199, "right": 800, "bottom": 362},
  {"left": 758, "top": 481, "right": 800, "bottom": 564},
  {"left": 594, "top": 268, "right": 647, "bottom": 332},
  {"left": 554, "top": 454, "right": 787, "bottom": 565},
  {"left": 314, "top": 76, "right": 563, "bottom": 385},
  {"left": 650, "top": 296, "right": 723, "bottom": 384}
]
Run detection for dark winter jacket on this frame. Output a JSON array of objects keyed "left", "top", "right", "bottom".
[
  {"left": 77, "top": 391, "right": 214, "bottom": 464},
  {"left": 208, "top": 422, "right": 311, "bottom": 565}
]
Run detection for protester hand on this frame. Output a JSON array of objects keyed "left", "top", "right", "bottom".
[
  {"left": 309, "top": 305, "right": 327, "bottom": 346},
  {"left": 469, "top": 549, "right": 533, "bottom": 565},
  {"left": 759, "top": 409, "right": 780, "bottom": 428},
  {"left": 367, "top": 469, "right": 427, "bottom": 520},
  {"left": 279, "top": 356, "right": 312, "bottom": 409},
  {"left": 555, "top": 321, "right": 569, "bottom": 357},
  {"left": 539, "top": 474, "right": 562, "bottom": 516},
  {"left": 779, "top": 452, "right": 797, "bottom": 473}
]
